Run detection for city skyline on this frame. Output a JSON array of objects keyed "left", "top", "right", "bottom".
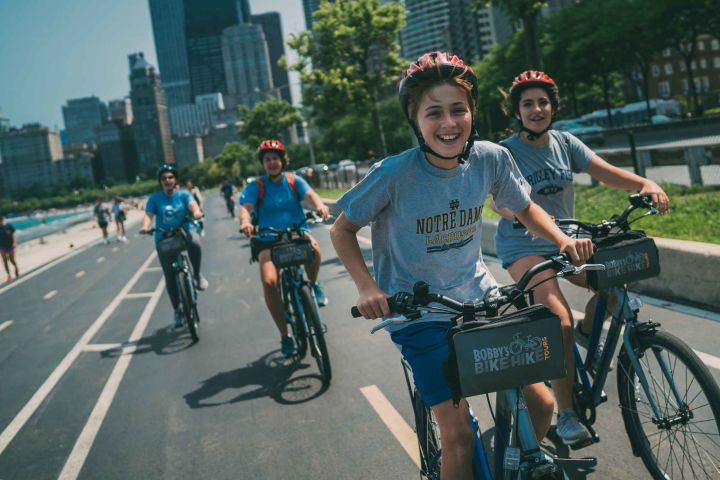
[{"left": 0, "top": 0, "right": 305, "bottom": 131}]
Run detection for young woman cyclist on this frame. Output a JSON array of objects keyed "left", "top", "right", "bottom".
[
  {"left": 239, "top": 139, "right": 331, "bottom": 357},
  {"left": 330, "top": 52, "right": 593, "bottom": 480},
  {"left": 493, "top": 70, "right": 670, "bottom": 446}
]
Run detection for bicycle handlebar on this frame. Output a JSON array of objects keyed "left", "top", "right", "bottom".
[
  {"left": 243, "top": 211, "right": 329, "bottom": 240},
  {"left": 140, "top": 216, "right": 202, "bottom": 236},
  {"left": 352, "top": 254, "right": 605, "bottom": 332}
]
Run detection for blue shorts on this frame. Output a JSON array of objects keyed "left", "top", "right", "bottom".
[{"left": 390, "top": 321, "right": 452, "bottom": 407}]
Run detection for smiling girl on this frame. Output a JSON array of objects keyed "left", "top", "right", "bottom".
[{"left": 330, "top": 53, "right": 593, "bottom": 479}]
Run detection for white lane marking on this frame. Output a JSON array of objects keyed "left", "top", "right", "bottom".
[
  {"left": 0, "top": 251, "right": 157, "bottom": 456},
  {"left": 696, "top": 351, "right": 720, "bottom": 371},
  {"left": 360, "top": 385, "right": 420, "bottom": 469},
  {"left": 0, "top": 239, "right": 101, "bottom": 296},
  {"left": 43, "top": 290, "right": 58, "bottom": 300},
  {"left": 111, "top": 247, "right": 119, "bottom": 252},
  {"left": 75, "top": 271, "right": 85, "bottom": 278},
  {"left": 96, "top": 257, "right": 105, "bottom": 264},
  {"left": 81, "top": 343, "right": 123, "bottom": 352},
  {"left": 357, "top": 235, "right": 371, "bottom": 246},
  {"left": 58, "top": 278, "right": 164, "bottom": 480},
  {"left": 144, "top": 267, "right": 162, "bottom": 272},
  {"left": 124, "top": 292, "right": 155, "bottom": 299},
  {"left": 0, "top": 320, "right": 13, "bottom": 332}
]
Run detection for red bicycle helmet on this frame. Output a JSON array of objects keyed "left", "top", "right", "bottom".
[
  {"left": 508, "top": 70, "right": 556, "bottom": 96},
  {"left": 257, "top": 139, "right": 286, "bottom": 163},
  {"left": 398, "top": 51, "right": 479, "bottom": 120}
]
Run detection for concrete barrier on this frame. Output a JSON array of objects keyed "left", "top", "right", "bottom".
[{"left": 324, "top": 200, "right": 719, "bottom": 311}]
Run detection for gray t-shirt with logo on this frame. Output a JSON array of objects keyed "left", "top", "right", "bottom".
[
  {"left": 337, "top": 142, "right": 531, "bottom": 330},
  {"left": 494, "top": 130, "right": 594, "bottom": 265}
]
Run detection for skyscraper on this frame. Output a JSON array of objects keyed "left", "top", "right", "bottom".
[
  {"left": 62, "top": 96, "right": 108, "bottom": 146},
  {"left": 128, "top": 52, "right": 175, "bottom": 167},
  {"left": 0, "top": 124, "right": 62, "bottom": 197},
  {"left": 303, "top": 0, "right": 321, "bottom": 30},
  {"left": 251, "top": 12, "right": 292, "bottom": 104},
  {"left": 108, "top": 97, "right": 133, "bottom": 125},
  {"left": 184, "top": 0, "right": 244, "bottom": 97},
  {"left": 221, "top": 24, "right": 275, "bottom": 109},
  {"left": 148, "top": 0, "right": 193, "bottom": 106}
]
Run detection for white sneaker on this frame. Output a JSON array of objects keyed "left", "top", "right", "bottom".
[
  {"left": 195, "top": 274, "right": 209, "bottom": 291},
  {"left": 556, "top": 409, "right": 591, "bottom": 446}
]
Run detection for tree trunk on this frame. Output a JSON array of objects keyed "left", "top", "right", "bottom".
[
  {"left": 522, "top": 13, "right": 542, "bottom": 69},
  {"left": 371, "top": 100, "right": 388, "bottom": 158},
  {"left": 601, "top": 73, "right": 614, "bottom": 128}
]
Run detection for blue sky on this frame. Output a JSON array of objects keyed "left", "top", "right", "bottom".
[{"left": 0, "top": 0, "right": 306, "bottom": 130}]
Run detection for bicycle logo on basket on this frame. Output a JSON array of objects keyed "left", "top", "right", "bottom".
[{"left": 473, "top": 333, "right": 549, "bottom": 374}]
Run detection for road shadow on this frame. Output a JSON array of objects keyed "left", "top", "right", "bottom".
[
  {"left": 183, "top": 351, "right": 327, "bottom": 409},
  {"left": 100, "top": 325, "right": 195, "bottom": 359}
]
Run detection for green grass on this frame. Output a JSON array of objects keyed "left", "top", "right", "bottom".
[
  {"left": 319, "top": 185, "right": 720, "bottom": 244},
  {"left": 315, "top": 188, "right": 348, "bottom": 200}
]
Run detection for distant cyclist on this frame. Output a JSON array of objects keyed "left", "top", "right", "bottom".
[
  {"left": 330, "top": 52, "right": 592, "bottom": 480},
  {"left": 493, "top": 70, "right": 670, "bottom": 446},
  {"left": 185, "top": 180, "right": 204, "bottom": 236},
  {"left": 220, "top": 180, "right": 235, "bottom": 217},
  {"left": 140, "top": 164, "right": 208, "bottom": 328},
  {"left": 239, "top": 139, "right": 331, "bottom": 357}
]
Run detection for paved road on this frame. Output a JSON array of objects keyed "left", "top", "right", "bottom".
[{"left": 1, "top": 196, "right": 719, "bottom": 479}]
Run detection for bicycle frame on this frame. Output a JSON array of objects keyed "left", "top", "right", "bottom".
[
  {"left": 573, "top": 285, "right": 688, "bottom": 431},
  {"left": 279, "top": 264, "right": 310, "bottom": 341},
  {"left": 173, "top": 251, "right": 196, "bottom": 304}
]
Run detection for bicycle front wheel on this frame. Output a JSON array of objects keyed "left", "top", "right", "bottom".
[
  {"left": 414, "top": 391, "right": 441, "bottom": 480},
  {"left": 178, "top": 270, "right": 199, "bottom": 342},
  {"left": 299, "top": 285, "right": 331, "bottom": 385},
  {"left": 617, "top": 329, "right": 720, "bottom": 479}
]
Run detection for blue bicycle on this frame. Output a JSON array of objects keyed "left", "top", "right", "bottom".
[
  {"left": 353, "top": 254, "right": 602, "bottom": 479},
  {"left": 253, "top": 213, "right": 331, "bottom": 386},
  {"left": 550, "top": 195, "right": 720, "bottom": 479}
]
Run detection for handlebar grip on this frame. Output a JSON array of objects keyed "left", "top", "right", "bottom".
[
  {"left": 351, "top": 306, "right": 362, "bottom": 318},
  {"left": 351, "top": 296, "right": 395, "bottom": 318}
]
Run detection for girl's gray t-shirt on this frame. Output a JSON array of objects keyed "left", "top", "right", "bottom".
[
  {"left": 337, "top": 142, "right": 531, "bottom": 330},
  {"left": 494, "top": 131, "right": 594, "bottom": 265}
]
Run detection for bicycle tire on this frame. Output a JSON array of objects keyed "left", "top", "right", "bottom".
[
  {"left": 413, "top": 391, "right": 441, "bottom": 480},
  {"left": 287, "top": 289, "right": 308, "bottom": 358},
  {"left": 617, "top": 329, "right": 720, "bottom": 479},
  {"left": 299, "top": 285, "right": 331, "bottom": 385},
  {"left": 177, "top": 270, "right": 199, "bottom": 342}
]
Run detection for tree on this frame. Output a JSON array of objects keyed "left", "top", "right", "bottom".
[
  {"left": 479, "top": 0, "right": 546, "bottom": 69},
  {"left": 237, "top": 96, "right": 303, "bottom": 148},
  {"left": 287, "top": 0, "right": 405, "bottom": 158}
]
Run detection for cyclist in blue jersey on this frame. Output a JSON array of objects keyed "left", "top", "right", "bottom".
[
  {"left": 140, "top": 164, "right": 208, "bottom": 327},
  {"left": 330, "top": 52, "right": 593, "bottom": 480},
  {"left": 239, "top": 139, "right": 331, "bottom": 357},
  {"left": 493, "top": 70, "right": 670, "bottom": 446}
]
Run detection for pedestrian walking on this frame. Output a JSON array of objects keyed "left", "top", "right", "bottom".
[
  {"left": 0, "top": 215, "right": 19, "bottom": 282},
  {"left": 112, "top": 197, "right": 128, "bottom": 242},
  {"left": 93, "top": 198, "right": 111, "bottom": 244}
]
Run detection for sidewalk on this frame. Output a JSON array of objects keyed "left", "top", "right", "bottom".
[{"left": 0, "top": 209, "right": 145, "bottom": 286}]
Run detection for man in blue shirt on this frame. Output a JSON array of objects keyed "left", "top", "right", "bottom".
[
  {"left": 220, "top": 180, "right": 235, "bottom": 217},
  {"left": 141, "top": 164, "right": 208, "bottom": 327},
  {"left": 239, "top": 139, "right": 330, "bottom": 357}
]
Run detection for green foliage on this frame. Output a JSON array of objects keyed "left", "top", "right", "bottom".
[
  {"left": 287, "top": 0, "right": 405, "bottom": 157},
  {"left": 179, "top": 142, "right": 258, "bottom": 187},
  {"left": 0, "top": 181, "right": 158, "bottom": 216},
  {"left": 237, "top": 97, "right": 303, "bottom": 147}
]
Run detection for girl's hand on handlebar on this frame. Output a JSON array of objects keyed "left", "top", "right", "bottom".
[
  {"left": 639, "top": 180, "right": 669, "bottom": 215},
  {"left": 355, "top": 285, "right": 391, "bottom": 319},
  {"left": 239, "top": 222, "right": 254, "bottom": 238},
  {"left": 559, "top": 237, "right": 594, "bottom": 264},
  {"left": 316, "top": 205, "right": 331, "bottom": 220}
]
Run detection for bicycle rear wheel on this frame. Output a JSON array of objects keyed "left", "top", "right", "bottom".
[
  {"left": 178, "top": 270, "right": 199, "bottom": 342},
  {"left": 617, "top": 329, "right": 720, "bottom": 479},
  {"left": 414, "top": 391, "right": 441, "bottom": 480},
  {"left": 299, "top": 285, "right": 331, "bottom": 385}
]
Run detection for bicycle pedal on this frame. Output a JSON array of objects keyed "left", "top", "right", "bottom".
[
  {"left": 321, "top": 323, "right": 328, "bottom": 334},
  {"left": 569, "top": 437, "right": 594, "bottom": 451}
]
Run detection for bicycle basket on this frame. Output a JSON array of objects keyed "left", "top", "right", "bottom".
[
  {"left": 444, "top": 305, "right": 566, "bottom": 399},
  {"left": 156, "top": 233, "right": 187, "bottom": 257},
  {"left": 587, "top": 230, "right": 660, "bottom": 290},
  {"left": 270, "top": 238, "right": 314, "bottom": 268}
]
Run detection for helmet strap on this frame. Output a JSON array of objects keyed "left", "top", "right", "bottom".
[
  {"left": 411, "top": 115, "right": 479, "bottom": 164},
  {"left": 519, "top": 124, "right": 550, "bottom": 142}
]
